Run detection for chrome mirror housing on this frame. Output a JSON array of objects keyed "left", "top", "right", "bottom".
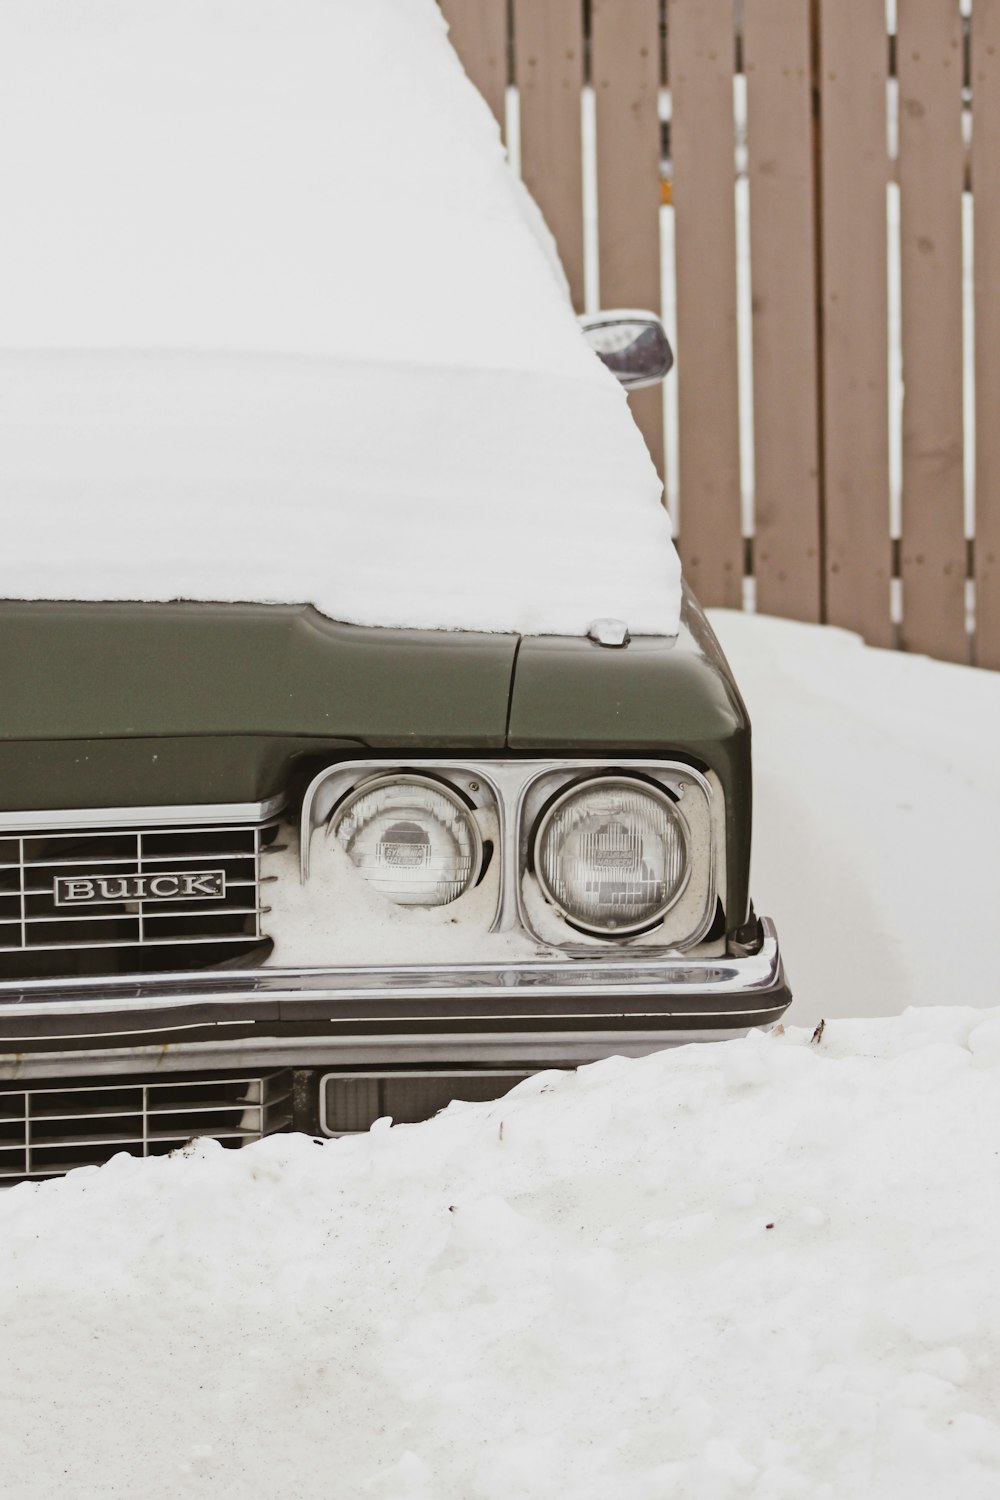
[{"left": 578, "top": 310, "right": 674, "bottom": 390}]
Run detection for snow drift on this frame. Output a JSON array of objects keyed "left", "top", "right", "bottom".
[
  {"left": 5, "top": 1009, "right": 1000, "bottom": 1498},
  {"left": 0, "top": 0, "right": 680, "bottom": 636},
  {"left": 710, "top": 610, "right": 1000, "bottom": 1026}
]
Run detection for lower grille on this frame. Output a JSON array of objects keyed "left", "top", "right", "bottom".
[
  {"left": 0, "top": 817, "right": 279, "bottom": 978},
  {"left": 320, "top": 1069, "right": 543, "bottom": 1135},
  {"left": 0, "top": 1071, "right": 293, "bottom": 1184}
]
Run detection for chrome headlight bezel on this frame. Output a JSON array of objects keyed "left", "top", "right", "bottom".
[
  {"left": 531, "top": 773, "right": 691, "bottom": 936},
  {"left": 297, "top": 758, "right": 722, "bottom": 953},
  {"left": 514, "top": 762, "right": 718, "bottom": 951}
]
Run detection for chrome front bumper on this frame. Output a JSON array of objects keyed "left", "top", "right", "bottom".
[{"left": 0, "top": 918, "right": 789, "bottom": 1080}]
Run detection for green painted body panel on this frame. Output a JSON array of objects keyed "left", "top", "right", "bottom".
[
  {"left": 0, "top": 591, "right": 751, "bottom": 929},
  {"left": 508, "top": 590, "right": 752, "bottom": 927},
  {"left": 0, "top": 735, "right": 356, "bottom": 810},
  {"left": 0, "top": 602, "right": 517, "bottom": 744},
  {"left": 0, "top": 602, "right": 517, "bottom": 808}
]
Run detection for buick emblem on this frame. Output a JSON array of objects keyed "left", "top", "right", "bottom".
[{"left": 53, "top": 870, "right": 227, "bottom": 906}]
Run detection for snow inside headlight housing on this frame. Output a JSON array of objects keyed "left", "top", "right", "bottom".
[
  {"left": 533, "top": 776, "right": 688, "bottom": 935},
  {"left": 329, "top": 774, "right": 482, "bottom": 907}
]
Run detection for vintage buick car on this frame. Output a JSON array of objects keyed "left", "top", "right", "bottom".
[{"left": 0, "top": 0, "right": 788, "bottom": 1182}]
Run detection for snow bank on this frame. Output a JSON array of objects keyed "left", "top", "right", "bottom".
[
  {"left": 0, "top": 0, "right": 679, "bottom": 637},
  {"left": 6, "top": 1010, "right": 1000, "bottom": 1497},
  {"left": 709, "top": 610, "right": 1000, "bottom": 1027}
]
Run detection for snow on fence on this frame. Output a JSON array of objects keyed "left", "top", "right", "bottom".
[{"left": 441, "top": 0, "right": 995, "bottom": 668}]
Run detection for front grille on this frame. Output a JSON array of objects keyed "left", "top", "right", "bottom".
[
  {"left": 0, "top": 820, "right": 278, "bottom": 978},
  {"left": 0, "top": 1071, "right": 293, "bottom": 1183}
]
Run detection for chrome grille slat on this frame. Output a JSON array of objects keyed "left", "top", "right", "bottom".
[
  {"left": 2, "top": 906, "right": 265, "bottom": 925},
  {"left": 3, "top": 853, "right": 265, "bottom": 869},
  {"left": 0, "top": 932, "right": 265, "bottom": 953},
  {"left": 18, "top": 837, "right": 26, "bottom": 950},
  {"left": 0, "top": 1095, "right": 292, "bottom": 1125},
  {"left": 0, "top": 1072, "right": 293, "bottom": 1183},
  {"left": 0, "top": 817, "right": 275, "bottom": 973},
  {"left": 0, "top": 1075, "right": 292, "bottom": 1098},
  {"left": 1, "top": 1126, "right": 268, "bottom": 1151}
]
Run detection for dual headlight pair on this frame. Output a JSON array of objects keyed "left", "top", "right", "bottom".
[{"left": 330, "top": 772, "right": 688, "bottom": 937}]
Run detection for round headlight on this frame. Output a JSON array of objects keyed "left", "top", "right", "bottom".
[
  {"left": 330, "top": 774, "right": 482, "bottom": 908},
  {"left": 533, "top": 776, "right": 688, "bottom": 935}
]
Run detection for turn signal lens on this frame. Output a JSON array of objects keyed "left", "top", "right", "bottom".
[
  {"left": 534, "top": 776, "right": 687, "bottom": 935},
  {"left": 330, "top": 775, "right": 482, "bottom": 907}
]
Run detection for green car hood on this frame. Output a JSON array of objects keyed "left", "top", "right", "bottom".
[{"left": 0, "top": 602, "right": 517, "bottom": 809}]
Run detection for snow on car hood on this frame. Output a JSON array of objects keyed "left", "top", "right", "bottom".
[{"left": 0, "top": 0, "right": 681, "bottom": 637}]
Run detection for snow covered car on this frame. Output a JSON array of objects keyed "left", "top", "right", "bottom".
[{"left": 0, "top": 0, "right": 788, "bottom": 1182}]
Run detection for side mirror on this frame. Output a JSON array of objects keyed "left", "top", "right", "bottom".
[{"left": 578, "top": 310, "right": 674, "bottom": 390}]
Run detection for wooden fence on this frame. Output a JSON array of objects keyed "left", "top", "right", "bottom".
[{"left": 440, "top": 0, "right": 996, "bottom": 669}]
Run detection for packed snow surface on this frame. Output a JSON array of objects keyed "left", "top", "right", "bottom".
[
  {"left": 6, "top": 1009, "right": 1000, "bottom": 1498},
  {"left": 708, "top": 611, "right": 1000, "bottom": 1026},
  {"left": 0, "top": 0, "right": 679, "bottom": 636}
]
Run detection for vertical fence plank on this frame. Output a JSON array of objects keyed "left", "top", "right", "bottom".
[
  {"left": 744, "top": 0, "right": 821, "bottom": 621},
  {"left": 667, "top": 0, "right": 742, "bottom": 605},
  {"left": 440, "top": 0, "right": 982, "bottom": 670},
  {"left": 897, "top": 0, "right": 966, "bottom": 661},
  {"left": 438, "top": 0, "right": 509, "bottom": 136},
  {"left": 972, "top": 0, "right": 1000, "bottom": 670},
  {"left": 591, "top": 0, "right": 665, "bottom": 483},
  {"left": 514, "top": 0, "right": 585, "bottom": 312},
  {"left": 820, "top": 0, "right": 893, "bottom": 646}
]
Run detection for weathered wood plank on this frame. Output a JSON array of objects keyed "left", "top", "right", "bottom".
[
  {"left": 591, "top": 0, "right": 665, "bottom": 483},
  {"left": 514, "top": 0, "right": 586, "bottom": 312},
  {"left": 972, "top": 0, "right": 1000, "bottom": 669},
  {"left": 666, "top": 0, "right": 742, "bottom": 604},
  {"left": 819, "top": 0, "right": 893, "bottom": 646},
  {"left": 744, "top": 0, "right": 822, "bottom": 622},
  {"left": 897, "top": 0, "right": 967, "bottom": 661},
  {"left": 438, "top": 0, "right": 509, "bottom": 136}
]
